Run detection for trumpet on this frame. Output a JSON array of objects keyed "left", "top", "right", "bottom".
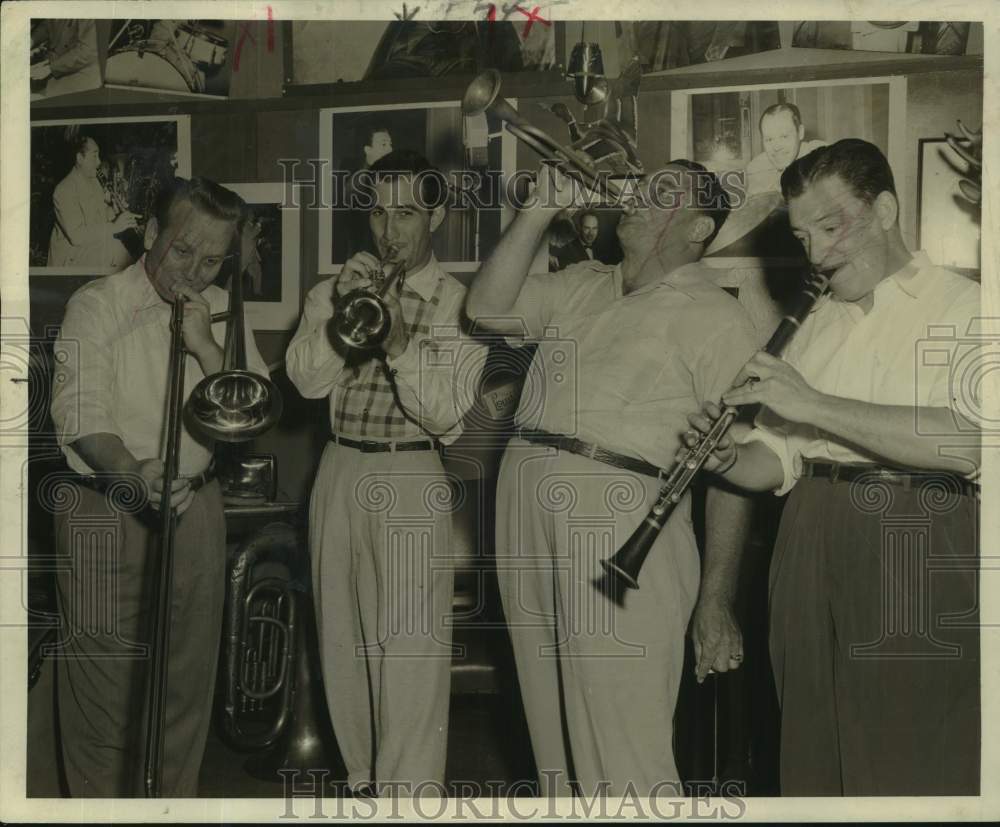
[
  {"left": 462, "top": 69, "right": 636, "bottom": 202},
  {"left": 329, "top": 246, "right": 406, "bottom": 351},
  {"left": 600, "top": 269, "right": 831, "bottom": 590}
]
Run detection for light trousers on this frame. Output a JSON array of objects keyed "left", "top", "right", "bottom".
[
  {"left": 495, "top": 440, "right": 701, "bottom": 798},
  {"left": 309, "top": 442, "right": 456, "bottom": 794},
  {"left": 53, "top": 479, "right": 226, "bottom": 797}
]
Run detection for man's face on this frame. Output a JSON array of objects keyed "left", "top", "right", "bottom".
[
  {"left": 364, "top": 131, "right": 393, "bottom": 167},
  {"left": 144, "top": 199, "right": 237, "bottom": 302},
  {"left": 76, "top": 138, "right": 101, "bottom": 177},
  {"left": 788, "top": 174, "right": 891, "bottom": 300},
  {"left": 369, "top": 177, "right": 442, "bottom": 273},
  {"left": 616, "top": 165, "right": 708, "bottom": 254},
  {"left": 760, "top": 111, "right": 805, "bottom": 171},
  {"left": 580, "top": 215, "right": 600, "bottom": 246}
]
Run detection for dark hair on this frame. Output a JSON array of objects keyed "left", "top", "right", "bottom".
[
  {"left": 152, "top": 176, "right": 246, "bottom": 235},
  {"left": 67, "top": 129, "right": 94, "bottom": 160},
  {"left": 368, "top": 149, "right": 448, "bottom": 211},
  {"left": 667, "top": 159, "right": 730, "bottom": 249},
  {"left": 780, "top": 139, "right": 897, "bottom": 207},
  {"left": 759, "top": 102, "right": 802, "bottom": 133},
  {"left": 361, "top": 124, "right": 392, "bottom": 149},
  {"left": 577, "top": 209, "right": 600, "bottom": 228}
]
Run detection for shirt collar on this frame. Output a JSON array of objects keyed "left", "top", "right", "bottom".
[
  {"left": 401, "top": 254, "right": 443, "bottom": 302},
  {"left": 886, "top": 250, "right": 933, "bottom": 299},
  {"left": 621, "top": 261, "right": 703, "bottom": 301}
]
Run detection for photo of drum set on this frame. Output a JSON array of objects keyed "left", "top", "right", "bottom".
[{"left": 105, "top": 19, "right": 234, "bottom": 97}]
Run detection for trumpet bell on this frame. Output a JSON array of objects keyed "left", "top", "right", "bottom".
[
  {"left": 329, "top": 288, "right": 393, "bottom": 351},
  {"left": 187, "top": 370, "right": 284, "bottom": 443}
]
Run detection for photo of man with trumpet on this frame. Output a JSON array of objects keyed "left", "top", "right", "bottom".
[
  {"left": 286, "top": 150, "right": 487, "bottom": 796},
  {"left": 49, "top": 177, "right": 271, "bottom": 796},
  {"left": 682, "top": 139, "right": 981, "bottom": 796},
  {"left": 465, "top": 160, "right": 759, "bottom": 797}
]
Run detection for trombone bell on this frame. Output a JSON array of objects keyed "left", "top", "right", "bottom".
[{"left": 186, "top": 370, "right": 284, "bottom": 442}]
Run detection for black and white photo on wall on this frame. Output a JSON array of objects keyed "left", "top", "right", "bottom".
[
  {"left": 669, "top": 76, "right": 906, "bottom": 261},
  {"left": 29, "top": 115, "right": 192, "bottom": 276},
  {"left": 219, "top": 183, "right": 302, "bottom": 331},
  {"left": 105, "top": 19, "right": 235, "bottom": 97},
  {"left": 289, "top": 17, "right": 556, "bottom": 87},
  {"left": 29, "top": 18, "right": 103, "bottom": 101},
  {"left": 318, "top": 101, "right": 516, "bottom": 274}
]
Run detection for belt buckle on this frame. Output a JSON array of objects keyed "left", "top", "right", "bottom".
[{"left": 360, "top": 440, "right": 380, "bottom": 452}]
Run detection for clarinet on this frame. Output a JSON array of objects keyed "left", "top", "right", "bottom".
[{"left": 600, "top": 269, "right": 831, "bottom": 590}]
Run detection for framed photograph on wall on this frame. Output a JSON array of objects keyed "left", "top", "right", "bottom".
[
  {"left": 670, "top": 76, "right": 907, "bottom": 268},
  {"left": 917, "top": 138, "right": 981, "bottom": 274},
  {"left": 29, "top": 115, "right": 192, "bottom": 276},
  {"left": 220, "top": 183, "right": 302, "bottom": 331},
  {"left": 317, "top": 100, "right": 516, "bottom": 274},
  {"left": 104, "top": 19, "right": 236, "bottom": 98}
]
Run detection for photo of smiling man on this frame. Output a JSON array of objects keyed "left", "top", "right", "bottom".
[{"left": 744, "top": 103, "right": 826, "bottom": 197}]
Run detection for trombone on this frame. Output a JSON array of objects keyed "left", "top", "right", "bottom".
[{"left": 143, "top": 226, "right": 283, "bottom": 796}]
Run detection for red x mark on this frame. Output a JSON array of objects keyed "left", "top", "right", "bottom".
[
  {"left": 233, "top": 6, "right": 275, "bottom": 72},
  {"left": 513, "top": 5, "right": 550, "bottom": 38}
]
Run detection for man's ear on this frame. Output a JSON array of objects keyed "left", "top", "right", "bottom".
[
  {"left": 873, "top": 191, "right": 898, "bottom": 230},
  {"left": 797, "top": 124, "right": 806, "bottom": 141},
  {"left": 429, "top": 204, "right": 446, "bottom": 233},
  {"left": 688, "top": 215, "right": 715, "bottom": 245},
  {"left": 144, "top": 216, "right": 159, "bottom": 252}
]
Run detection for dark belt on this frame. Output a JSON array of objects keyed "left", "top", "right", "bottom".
[
  {"left": 801, "top": 460, "right": 978, "bottom": 497},
  {"left": 331, "top": 433, "right": 439, "bottom": 453},
  {"left": 70, "top": 464, "right": 216, "bottom": 494},
  {"left": 516, "top": 429, "right": 667, "bottom": 480}
]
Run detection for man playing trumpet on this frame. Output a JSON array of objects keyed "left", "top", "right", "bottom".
[
  {"left": 466, "top": 161, "right": 758, "bottom": 797},
  {"left": 286, "top": 150, "right": 487, "bottom": 796}
]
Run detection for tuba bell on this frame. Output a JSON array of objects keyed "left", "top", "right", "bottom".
[{"left": 185, "top": 219, "right": 284, "bottom": 442}]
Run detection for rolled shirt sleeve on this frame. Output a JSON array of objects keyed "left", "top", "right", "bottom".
[
  {"left": 285, "top": 277, "right": 349, "bottom": 399},
  {"left": 50, "top": 286, "right": 121, "bottom": 451}
]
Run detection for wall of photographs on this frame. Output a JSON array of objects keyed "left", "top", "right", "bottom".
[{"left": 27, "top": 18, "right": 986, "bottom": 502}]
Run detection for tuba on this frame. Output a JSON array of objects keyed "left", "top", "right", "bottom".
[{"left": 185, "top": 220, "right": 284, "bottom": 441}]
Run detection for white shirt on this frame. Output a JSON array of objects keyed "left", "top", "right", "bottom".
[
  {"left": 744, "top": 252, "right": 982, "bottom": 495},
  {"left": 51, "top": 258, "right": 270, "bottom": 475},
  {"left": 507, "top": 260, "right": 759, "bottom": 469}
]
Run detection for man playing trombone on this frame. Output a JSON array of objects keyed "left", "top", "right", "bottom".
[
  {"left": 465, "top": 161, "right": 758, "bottom": 797},
  {"left": 50, "top": 177, "right": 269, "bottom": 796}
]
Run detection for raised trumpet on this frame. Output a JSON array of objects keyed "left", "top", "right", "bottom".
[
  {"left": 462, "top": 69, "right": 635, "bottom": 201},
  {"left": 329, "top": 246, "right": 406, "bottom": 351}
]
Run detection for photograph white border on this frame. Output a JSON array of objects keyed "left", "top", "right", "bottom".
[
  {"left": 317, "top": 99, "right": 517, "bottom": 275},
  {"left": 219, "top": 182, "right": 301, "bottom": 331},
  {"left": 28, "top": 114, "right": 192, "bottom": 276},
  {"left": 670, "top": 75, "right": 908, "bottom": 219}
]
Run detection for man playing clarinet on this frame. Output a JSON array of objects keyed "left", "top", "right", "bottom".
[
  {"left": 684, "top": 139, "right": 981, "bottom": 796},
  {"left": 466, "top": 160, "right": 758, "bottom": 797}
]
